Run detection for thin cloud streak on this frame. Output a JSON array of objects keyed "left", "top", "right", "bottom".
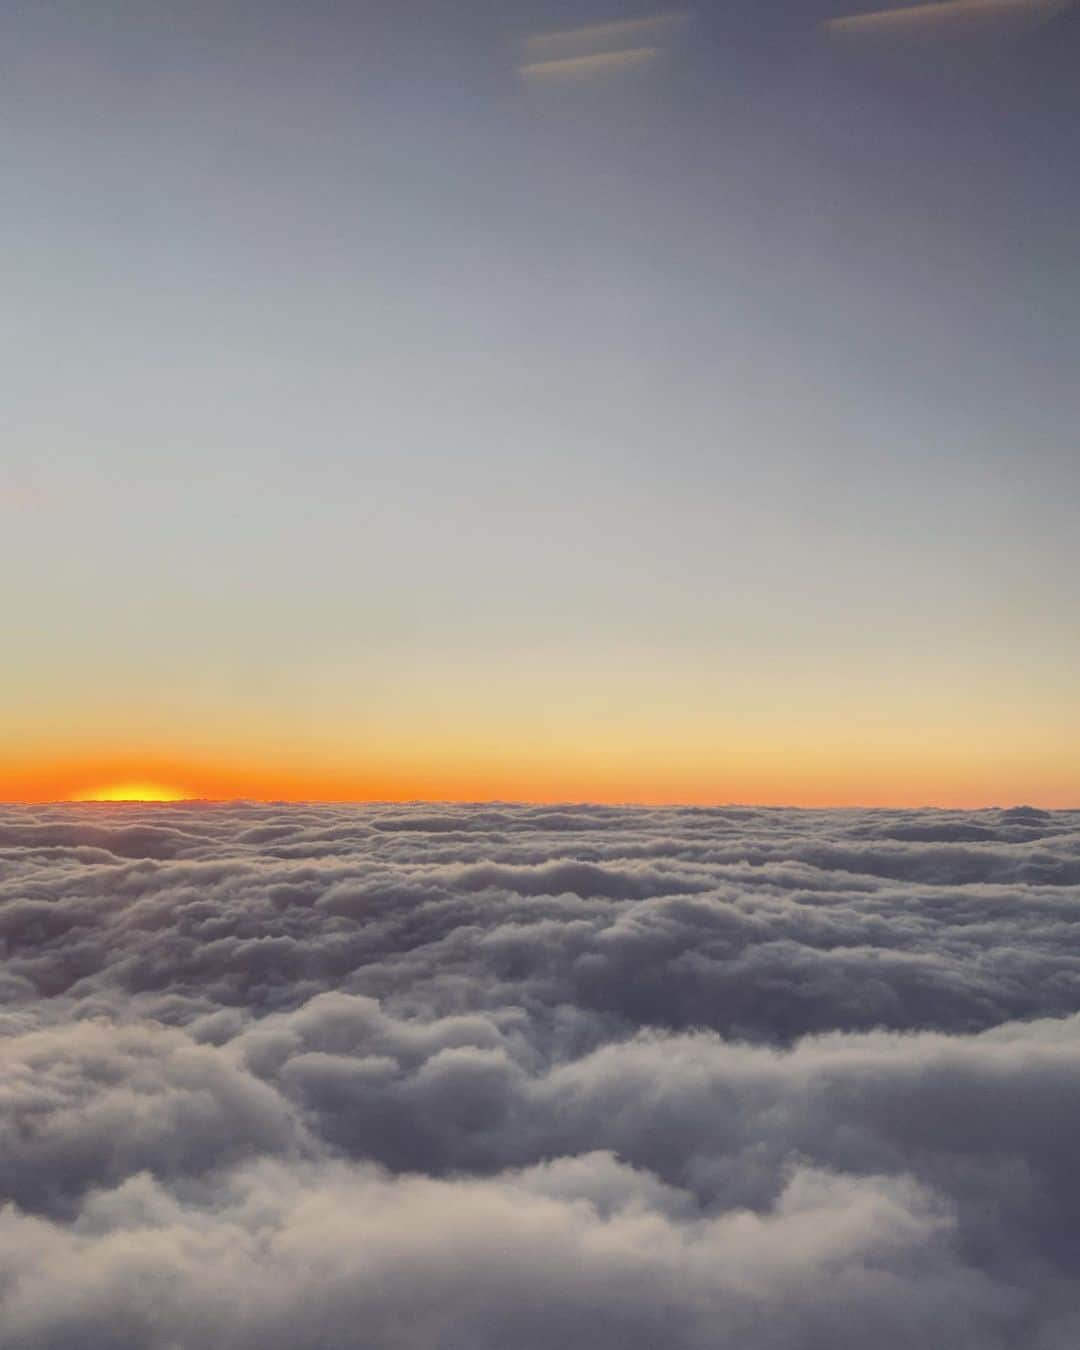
[
  {"left": 523, "top": 12, "right": 690, "bottom": 63},
  {"left": 824, "top": 0, "right": 1066, "bottom": 33},
  {"left": 519, "top": 9, "right": 690, "bottom": 82},
  {"left": 520, "top": 47, "right": 661, "bottom": 83}
]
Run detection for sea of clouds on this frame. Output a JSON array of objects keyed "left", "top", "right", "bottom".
[{"left": 2, "top": 800, "right": 1080, "bottom": 1348}]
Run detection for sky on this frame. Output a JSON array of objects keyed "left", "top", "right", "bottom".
[{"left": 2, "top": 0, "right": 1078, "bottom": 805}]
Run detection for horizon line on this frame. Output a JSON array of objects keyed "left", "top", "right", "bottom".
[{"left": 3, "top": 796, "right": 1070, "bottom": 812}]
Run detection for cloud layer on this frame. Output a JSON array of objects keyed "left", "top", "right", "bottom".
[{"left": 2, "top": 801, "right": 1080, "bottom": 1348}]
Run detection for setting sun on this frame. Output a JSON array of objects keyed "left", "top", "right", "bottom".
[{"left": 71, "top": 782, "right": 189, "bottom": 803}]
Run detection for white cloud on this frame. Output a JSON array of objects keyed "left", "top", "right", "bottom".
[{"left": 1, "top": 801, "right": 1079, "bottom": 1346}]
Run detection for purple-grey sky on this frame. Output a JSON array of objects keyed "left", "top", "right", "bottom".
[{"left": 3, "top": 0, "right": 1078, "bottom": 803}]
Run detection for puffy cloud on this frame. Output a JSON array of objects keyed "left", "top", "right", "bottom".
[{"left": 1, "top": 801, "right": 1079, "bottom": 1346}]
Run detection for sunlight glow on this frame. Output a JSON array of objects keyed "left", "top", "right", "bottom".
[{"left": 72, "top": 782, "right": 189, "bottom": 803}]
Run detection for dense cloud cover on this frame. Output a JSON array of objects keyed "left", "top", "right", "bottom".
[{"left": 2, "top": 800, "right": 1080, "bottom": 1348}]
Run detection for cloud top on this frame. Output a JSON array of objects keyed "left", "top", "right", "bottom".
[{"left": 1, "top": 801, "right": 1079, "bottom": 1347}]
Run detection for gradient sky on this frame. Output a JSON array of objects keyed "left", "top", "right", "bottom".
[{"left": 3, "top": 0, "right": 1078, "bottom": 805}]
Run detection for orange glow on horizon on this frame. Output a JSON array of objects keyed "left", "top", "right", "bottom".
[
  {"left": 71, "top": 781, "right": 191, "bottom": 803},
  {"left": 1, "top": 748, "right": 1075, "bottom": 810}
]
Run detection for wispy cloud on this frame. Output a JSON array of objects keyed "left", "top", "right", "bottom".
[
  {"left": 824, "top": 0, "right": 1065, "bottom": 34},
  {"left": 520, "top": 46, "right": 662, "bottom": 84},
  {"left": 523, "top": 12, "right": 690, "bottom": 64},
  {"left": 519, "top": 10, "right": 691, "bottom": 83}
]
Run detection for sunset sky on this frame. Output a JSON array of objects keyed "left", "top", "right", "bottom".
[{"left": 3, "top": 0, "right": 1077, "bottom": 806}]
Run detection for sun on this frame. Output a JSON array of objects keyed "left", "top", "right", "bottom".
[{"left": 72, "top": 781, "right": 189, "bottom": 803}]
